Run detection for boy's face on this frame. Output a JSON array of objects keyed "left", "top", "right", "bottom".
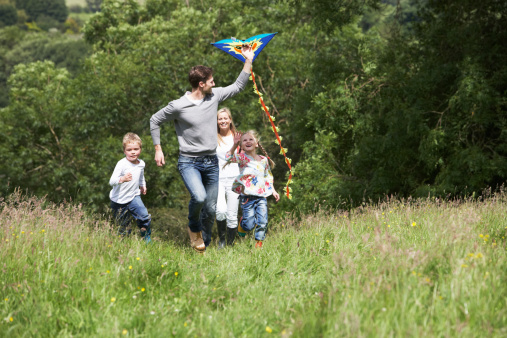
[{"left": 124, "top": 142, "right": 142, "bottom": 163}]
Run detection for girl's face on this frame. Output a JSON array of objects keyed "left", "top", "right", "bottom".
[
  {"left": 240, "top": 133, "right": 258, "bottom": 154},
  {"left": 217, "top": 112, "right": 231, "bottom": 132},
  {"left": 124, "top": 142, "right": 142, "bottom": 163}
]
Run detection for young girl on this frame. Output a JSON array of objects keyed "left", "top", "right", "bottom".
[{"left": 225, "top": 130, "right": 279, "bottom": 248}]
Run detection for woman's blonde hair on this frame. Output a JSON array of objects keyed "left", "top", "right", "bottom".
[
  {"left": 217, "top": 107, "right": 237, "bottom": 145},
  {"left": 122, "top": 132, "right": 142, "bottom": 150}
]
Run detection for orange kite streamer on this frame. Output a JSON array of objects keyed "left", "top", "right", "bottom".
[{"left": 211, "top": 33, "right": 293, "bottom": 199}]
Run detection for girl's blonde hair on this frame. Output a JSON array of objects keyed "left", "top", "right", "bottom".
[
  {"left": 217, "top": 107, "right": 237, "bottom": 145},
  {"left": 240, "top": 130, "right": 276, "bottom": 169},
  {"left": 123, "top": 132, "right": 142, "bottom": 150}
]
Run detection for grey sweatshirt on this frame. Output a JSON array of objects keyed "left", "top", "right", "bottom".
[{"left": 150, "top": 71, "right": 250, "bottom": 157}]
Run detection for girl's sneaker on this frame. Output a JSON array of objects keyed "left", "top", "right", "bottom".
[{"left": 255, "top": 240, "right": 263, "bottom": 248}]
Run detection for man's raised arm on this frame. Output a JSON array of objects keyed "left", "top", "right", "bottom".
[{"left": 241, "top": 45, "right": 254, "bottom": 74}]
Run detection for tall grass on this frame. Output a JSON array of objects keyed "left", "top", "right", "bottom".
[{"left": 1, "top": 191, "right": 506, "bottom": 336}]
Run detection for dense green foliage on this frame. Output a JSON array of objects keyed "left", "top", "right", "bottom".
[
  {"left": 15, "top": 0, "right": 68, "bottom": 23},
  {"left": 286, "top": 0, "right": 507, "bottom": 212},
  {"left": 0, "top": 0, "right": 506, "bottom": 218},
  {"left": 1, "top": 192, "right": 506, "bottom": 335},
  {"left": 86, "top": 0, "right": 103, "bottom": 12},
  {"left": 0, "top": 26, "right": 90, "bottom": 107},
  {"left": 0, "top": 3, "right": 17, "bottom": 27}
]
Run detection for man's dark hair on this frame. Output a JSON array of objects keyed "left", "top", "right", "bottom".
[{"left": 188, "top": 65, "right": 213, "bottom": 89}]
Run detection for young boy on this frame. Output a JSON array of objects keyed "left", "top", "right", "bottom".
[{"left": 109, "top": 132, "right": 152, "bottom": 243}]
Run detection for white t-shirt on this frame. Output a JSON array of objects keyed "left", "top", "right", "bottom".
[
  {"left": 109, "top": 158, "right": 146, "bottom": 204},
  {"left": 185, "top": 93, "right": 203, "bottom": 106},
  {"left": 216, "top": 134, "right": 240, "bottom": 178}
]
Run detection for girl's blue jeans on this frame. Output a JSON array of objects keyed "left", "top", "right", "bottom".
[
  {"left": 110, "top": 195, "right": 152, "bottom": 236},
  {"left": 239, "top": 195, "right": 268, "bottom": 241},
  {"left": 178, "top": 155, "right": 219, "bottom": 247}
]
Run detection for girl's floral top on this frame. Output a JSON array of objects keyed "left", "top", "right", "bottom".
[{"left": 225, "top": 152, "right": 274, "bottom": 197}]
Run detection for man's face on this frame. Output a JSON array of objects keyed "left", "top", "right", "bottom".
[{"left": 201, "top": 76, "right": 215, "bottom": 94}]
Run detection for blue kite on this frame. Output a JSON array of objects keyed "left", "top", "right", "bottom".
[{"left": 211, "top": 32, "right": 277, "bottom": 63}]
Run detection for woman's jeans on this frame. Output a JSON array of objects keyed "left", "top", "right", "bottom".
[
  {"left": 110, "top": 195, "right": 152, "bottom": 236},
  {"left": 216, "top": 176, "right": 239, "bottom": 229},
  {"left": 239, "top": 195, "right": 268, "bottom": 241},
  {"left": 178, "top": 155, "right": 219, "bottom": 247}
]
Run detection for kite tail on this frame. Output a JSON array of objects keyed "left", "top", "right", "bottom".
[{"left": 250, "top": 68, "right": 293, "bottom": 200}]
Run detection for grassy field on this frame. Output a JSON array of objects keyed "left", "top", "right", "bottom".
[{"left": 1, "top": 190, "right": 506, "bottom": 336}]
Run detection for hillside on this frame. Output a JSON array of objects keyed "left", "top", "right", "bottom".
[{"left": 1, "top": 191, "right": 506, "bottom": 336}]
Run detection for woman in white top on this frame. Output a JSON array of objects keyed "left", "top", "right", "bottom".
[{"left": 216, "top": 107, "right": 240, "bottom": 248}]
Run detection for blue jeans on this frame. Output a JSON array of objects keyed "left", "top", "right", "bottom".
[
  {"left": 239, "top": 195, "right": 268, "bottom": 241},
  {"left": 178, "top": 155, "right": 219, "bottom": 247},
  {"left": 110, "top": 195, "right": 152, "bottom": 236}
]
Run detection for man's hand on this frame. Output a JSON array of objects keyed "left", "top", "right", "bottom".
[
  {"left": 241, "top": 45, "right": 254, "bottom": 61},
  {"left": 154, "top": 146, "right": 165, "bottom": 167},
  {"left": 140, "top": 186, "right": 147, "bottom": 195},
  {"left": 241, "top": 45, "right": 254, "bottom": 73}
]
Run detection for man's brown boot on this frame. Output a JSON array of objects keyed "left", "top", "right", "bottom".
[{"left": 187, "top": 227, "right": 205, "bottom": 253}]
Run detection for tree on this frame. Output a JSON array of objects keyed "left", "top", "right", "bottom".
[
  {"left": 0, "top": 27, "right": 90, "bottom": 107},
  {"left": 287, "top": 0, "right": 507, "bottom": 212},
  {"left": 0, "top": 4, "right": 17, "bottom": 27},
  {"left": 16, "top": 0, "right": 68, "bottom": 23},
  {"left": 86, "top": 0, "right": 102, "bottom": 13}
]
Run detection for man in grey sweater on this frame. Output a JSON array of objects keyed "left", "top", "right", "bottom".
[{"left": 150, "top": 46, "right": 253, "bottom": 253}]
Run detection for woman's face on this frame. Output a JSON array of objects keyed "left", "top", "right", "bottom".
[{"left": 217, "top": 112, "right": 232, "bottom": 132}]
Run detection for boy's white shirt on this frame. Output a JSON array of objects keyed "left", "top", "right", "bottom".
[{"left": 109, "top": 157, "right": 146, "bottom": 204}]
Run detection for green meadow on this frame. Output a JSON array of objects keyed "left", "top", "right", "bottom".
[{"left": 1, "top": 191, "right": 506, "bottom": 337}]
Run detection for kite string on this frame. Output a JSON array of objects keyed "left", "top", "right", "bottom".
[{"left": 250, "top": 68, "right": 293, "bottom": 199}]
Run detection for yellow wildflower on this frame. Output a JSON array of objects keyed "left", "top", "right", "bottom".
[{"left": 266, "top": 326, "right": 273, "bottom": 333}]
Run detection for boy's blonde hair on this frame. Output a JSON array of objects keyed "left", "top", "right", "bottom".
[{"left": 123, "top": 132, "right": 142, "bottom": 150}]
